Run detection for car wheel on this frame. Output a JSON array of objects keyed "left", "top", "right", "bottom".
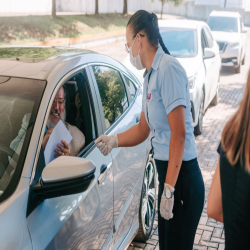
[
  {"left": 211, "top": 76, "right": 219, "bottom": 106},
  {"left": 194, "top": 89, "right": 204, "bottom": 136},
  {"left": 135, "top": 155, "right": 156, "bottom": 242}
]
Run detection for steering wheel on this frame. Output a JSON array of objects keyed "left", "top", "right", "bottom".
[{"left": 0, "top": 145, "right": 19, "bottom": 163}]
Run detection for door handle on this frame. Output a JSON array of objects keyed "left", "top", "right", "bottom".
[{"left": 98, "top": 162, "right": 112, "bottom": 185}]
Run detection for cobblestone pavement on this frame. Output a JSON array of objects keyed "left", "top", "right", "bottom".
[{"left": 91, "top": 28, "right": 250, "bottom": 250}]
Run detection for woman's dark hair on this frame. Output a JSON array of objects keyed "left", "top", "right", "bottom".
[{"left": 127, "top": 10, "right": 170, "bottom": 55}]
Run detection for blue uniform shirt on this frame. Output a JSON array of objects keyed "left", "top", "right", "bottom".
[{"left": 142, "top": 46, "right": 197, "bottom": 161}]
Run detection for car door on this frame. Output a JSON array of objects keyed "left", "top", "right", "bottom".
[
  {"left": 201, "top": 27, "right": 215, "bottom": 109},
  {"left": 89, "top": 65, "right": 148, "bottom": 249},
  {"left": 26, "top": 67, "right": 114, "bottom": 250},
  {"left": 204, "top": 26, "right": 220, "bottom": 102}
]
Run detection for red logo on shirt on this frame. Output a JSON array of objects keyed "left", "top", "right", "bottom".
[{"left": 147, "top": 93, "right": 151, "bottom": 101}]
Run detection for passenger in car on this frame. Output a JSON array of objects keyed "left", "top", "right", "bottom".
[{"left": 42, "top": 85, "right": 85, "bottom": 157}]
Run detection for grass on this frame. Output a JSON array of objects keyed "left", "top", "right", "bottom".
[{"left": 0, "top": 14, "right": 131, "bottom": 45}]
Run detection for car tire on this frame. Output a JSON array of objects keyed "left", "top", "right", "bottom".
[
  {"left": 135, "top": 155, "right": 157, "bottom": 242},
  {"left": 194, "top": 89, "right": 204, "bottom": 136},
  {"left": 211, "top": 76, "right": 219, "bottom": 106},
  {"left": 235, "top": 64, "right": 241, "bottom": 73}
]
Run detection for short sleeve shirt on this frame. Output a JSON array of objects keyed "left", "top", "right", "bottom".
[{"left": 142, "top": 46, "right": 197, "bottom": 161}]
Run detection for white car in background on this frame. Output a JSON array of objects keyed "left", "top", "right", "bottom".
[
  {"left": 207, "top": 11, "right": 247, "bottom": 73},
  {"left": 124, "top": 19, "right": 221, "bottom": 135}
]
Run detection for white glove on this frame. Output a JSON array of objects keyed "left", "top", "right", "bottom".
[
  {"left": 95, "top": 134, "right": 118, "bottom": 156},
  {"left": 160, "top": 183, "right": 175, "bottom": 220}
]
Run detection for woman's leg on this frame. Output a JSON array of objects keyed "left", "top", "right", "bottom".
[
  {"left": 179, "top": 159, "right": 205, "bottom": 250},
  {"left": 155, "top": 160, "right": 183, "bottom": 250},
  {"left": 155, "top": 159, "right": 205, "bottom": 250}
]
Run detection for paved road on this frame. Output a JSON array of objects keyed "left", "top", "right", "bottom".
[{"left": 91, "top": 29, "right": 250, "bottom": 250}]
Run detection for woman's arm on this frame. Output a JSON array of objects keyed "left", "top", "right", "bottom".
[
  {"left": 207, "top": 160, "right": 223, "bottom": 222},
  {"left": 165, "top": 106, "right": 186, "bottom": 187},
  {"left": 117, "top": 111, "right": 151, "bottom": 147}
]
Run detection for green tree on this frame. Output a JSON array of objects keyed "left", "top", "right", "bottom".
[
  {"left": 123, "top": 0, "right": 128, "bottom": 15},
  {"left": 158, "top": 0, "right": 185, "bottom": 19},
  {"left": 93, "top": 67, "right": 127, "bottom": 125},
  {"left": 52, "top": 0, "right": 56, "bottom": 18},
  {"left": 95, "top": 0, "right": 99, "bottom": 15}
]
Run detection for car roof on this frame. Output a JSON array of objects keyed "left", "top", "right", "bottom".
[
  {"left": 0, "top": 46, "right": 135, "bottom": 82},
  {"left": 158, "top": 19, "right": 206, "bottom": 30},
  {"left": 209, "top": 11, "right": 240, "bottom": 18}
]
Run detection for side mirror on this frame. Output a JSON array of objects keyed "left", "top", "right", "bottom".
[
  {"left": 242, "top": 27, "right": 247, "bottom": 33},
  {"left": 203, "top": 48, "right": 216, "bottom": 59},
  {"left": 33, "top": 156, "right": 96, "bottom": 200}
]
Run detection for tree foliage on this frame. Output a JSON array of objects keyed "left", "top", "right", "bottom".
[{"left": 93, "top": 67, "right": 127, "bottom": 125}]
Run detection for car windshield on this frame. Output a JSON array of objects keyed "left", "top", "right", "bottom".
[
  {"left": 208, "top": 16, "right": 238, "bottom": 33},
  {"left": 160, "top": 28, "right": 198, "bottom": 58},
  {"left": 0, "top": 76, "right": 45, "bottom": 201}
]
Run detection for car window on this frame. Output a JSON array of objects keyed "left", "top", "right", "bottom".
[
  {"left": 204, "top": 26, "right": 214, "bottom": 48},
  {"left": 41, "top": 70, "right": 97, "bottom": 167},
  {"left": 160, "top": 28, "right": 198, "bottom": 57},
  {"left": 208, "top": 16, "right": 238, "bottom": 33},
  {"left": 201, "top": 31, "right": 206, "bottom": 55},
  {"left": 92, "top": 66, "right": 129, "bottom": 130},
  {"left": 123, "top": 75, "right": 137, "bottom": 101},
  {"left": 0, "top": 76, "right": 45, "bottom": 202},
  {"left": 202, "top": 29, "right": 209, "bottom": 49}
]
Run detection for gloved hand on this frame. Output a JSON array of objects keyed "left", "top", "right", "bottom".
[
  {"left": 160, "top": 183, "right": 175, "bottom": 220},
  {"left": 95, "top": 134, "right": 118, "bottom": 156}
]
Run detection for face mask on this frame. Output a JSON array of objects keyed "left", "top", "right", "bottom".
[{"left": 129, "top": 37, "right": 145, "bottom": 70}]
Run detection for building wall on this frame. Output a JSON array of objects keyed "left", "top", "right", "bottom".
[
  {"left": 0, "top": 0, "right": 51, "bottom": 14},
  {"left": 0, "top": 0, "right": 249, "bottom": 25}
]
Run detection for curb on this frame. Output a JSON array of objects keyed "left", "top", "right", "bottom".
[{"left": 28, "top": 29, "right": 126, "bottom": 47}]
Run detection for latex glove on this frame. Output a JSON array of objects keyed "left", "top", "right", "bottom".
[
  {"left": 160, "top": 183, "right": 175, "bottom": 220},
  {"left": 95, "top": 134, "right": 118, "bottom": 156}
]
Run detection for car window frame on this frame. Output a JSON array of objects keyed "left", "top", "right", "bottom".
[
  {"left": 29, "top": 65, "right": 103, "bottom": 185},
  {"left": 88, "top": 63, "right": 139, "bottom": 135},
  {"left": 203, "top": 26, "right": 214, "bottom": 48},
  {"left": 201, "top": 28, "right": 209, "bottom": 49},
  {"left": 121, "top": 74, "right": 138, "bottom": 104}
]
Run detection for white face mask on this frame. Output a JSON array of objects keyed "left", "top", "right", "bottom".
[{"left": 129, "top": 36, "right": 145, "bottom": 70}]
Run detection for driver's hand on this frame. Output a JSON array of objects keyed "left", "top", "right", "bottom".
[
  {"left": 42, "top": 128, "right": 54, "bottom": 148},
  {"left": 54, "top": 140, "right": 70, "bottom": 157}
]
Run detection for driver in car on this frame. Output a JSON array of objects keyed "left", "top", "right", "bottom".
[{"left": 42, "top": 85, "right": 85, "bottom": 157}]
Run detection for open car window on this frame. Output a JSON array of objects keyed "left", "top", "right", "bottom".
[{"left": 0, "top": 76, "right": 45, "bottom": 202}]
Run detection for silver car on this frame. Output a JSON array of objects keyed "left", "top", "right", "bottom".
[{"left": 0, "top": 47, "right": 156, "bottom": 249}]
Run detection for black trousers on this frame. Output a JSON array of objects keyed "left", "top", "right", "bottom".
[{"left": 155, "top": 158, "right": 205, "bottom": 250}]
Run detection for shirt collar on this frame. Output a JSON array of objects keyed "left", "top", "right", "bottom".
[{"left": 143, "top": 46, "right": 165, "bottom": 78}]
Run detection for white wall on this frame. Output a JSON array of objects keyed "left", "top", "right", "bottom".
[
  {"left": 57, "top": 0, "right": 123, "bottom": 14},
  {"left": 0, "top": 0, "right": 51, "bottom": 14}
]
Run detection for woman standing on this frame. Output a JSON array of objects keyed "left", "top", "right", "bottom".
[
  {"left": 207, "top": 69, "right": 250, "bottom": 250},
  {"left": 95, "top": 10, "right": 204, "bottom": 250}
]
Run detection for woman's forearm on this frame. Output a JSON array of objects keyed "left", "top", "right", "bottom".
[
  {"left": 117, "top": 123, "right": 150, "bottom": 147},
  {"left": 117, "top": 112, "right": 150, "bottom": 147},
  {"left": 165, "top": 132, "right": 185, "bottom": 187}
]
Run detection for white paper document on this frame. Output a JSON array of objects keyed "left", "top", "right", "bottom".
[{"left": 44, "top": 120, "right": 72, "bottom": 165}]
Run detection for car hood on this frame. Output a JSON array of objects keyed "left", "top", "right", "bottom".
[
  {"left": 211, "top": 31, "right": 241, "bottom": 43},
  {"left": 176, "top": 56, "right": 200, "bottom": 78},
  {"left": 123, "top": 55, "right": 200, "bottom": 84}
]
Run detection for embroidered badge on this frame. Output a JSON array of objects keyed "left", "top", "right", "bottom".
[{"left": 147, "top": 93, "right": 151, "bottom": 101}]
